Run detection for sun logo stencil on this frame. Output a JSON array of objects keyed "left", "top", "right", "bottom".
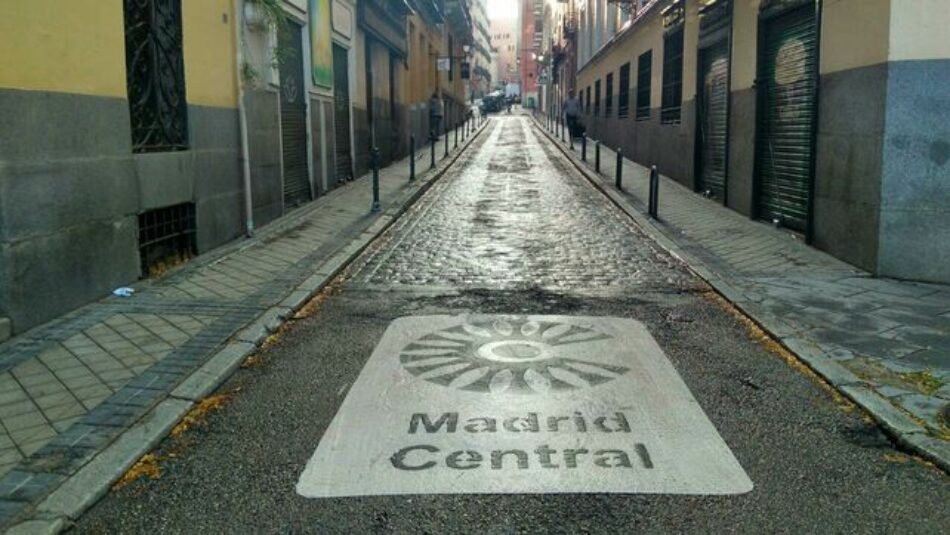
[{"left": 398, "top": 317, "right": 630, "bottom": 395}]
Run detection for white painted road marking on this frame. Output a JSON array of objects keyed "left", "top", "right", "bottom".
[{"left": 297, "top": 315, "right": 753, "bottom": 497}]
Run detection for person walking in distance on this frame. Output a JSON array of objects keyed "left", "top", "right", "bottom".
[
  {"left": 429, "top": 92, "right": 444, "bottom": 140},
  {"left": 562, "top": 89, "right": 581, "bottom": 139}
]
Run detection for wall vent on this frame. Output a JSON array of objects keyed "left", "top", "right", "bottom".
[{"left": 138, "top": 203, "right": 196, "bottom": 277}]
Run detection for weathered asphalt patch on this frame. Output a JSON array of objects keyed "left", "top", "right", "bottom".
[{"left": 297, "top": 315, "right": 752, "bottom": 497}]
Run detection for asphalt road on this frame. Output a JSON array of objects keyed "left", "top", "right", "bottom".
[{"left": 75, "top": 116, "right": 950, "bottom": 533}]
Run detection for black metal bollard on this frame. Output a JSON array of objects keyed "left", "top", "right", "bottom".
[
  {"left": 581, "top": 135, "right": 587, "bottom": 161},
  {"left": 430, "top": 132, "right": 436, "bottom": 170},
  {"left": 649, "top": 165, "right": 660, "bottom": 219},
  {"left": 595, "top": 141, "right": 601, "bottom": 173},
  {"left": 409, "top": 135, "right": 416, "bottom": 181},
  {"left": 615, "top": 147, "right": 623, "bottom": 190},
  {"left": 371, "top": 147, "right": 381, "bottom": 212},
  {"left": 455, "top": 122, "right": 459, "bottom": 148},
  {"left": 444, "top": 124, "right": 449, "bottom": 158}
]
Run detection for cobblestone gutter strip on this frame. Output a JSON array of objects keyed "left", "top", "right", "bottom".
[
  {"left": 531, "top": 118, "right": 950, "bottom": 474},
  {"left": 2, "top": 120, "right": 492, "bottom": 534}
]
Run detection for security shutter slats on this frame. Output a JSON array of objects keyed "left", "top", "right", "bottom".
[
  {"left": 755, "top": 6, "right": 817, "bottom": 231},
  {"left": 333, "top": 44, "right": 353, "bottom": 183},
  {"left": 279, "top": 22, "right": 311, "bottom": 208},
  {"left": 697, "top": 40, "right": 729, "bottom": 201}
]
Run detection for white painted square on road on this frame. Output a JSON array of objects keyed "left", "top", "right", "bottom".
[{"left": 297, "top": 315, "right": 752, "bottom": 497}]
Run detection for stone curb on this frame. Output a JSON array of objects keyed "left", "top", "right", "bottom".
[
  {"left": 4, "top": 119, "right": 492, "bottom": 534},
  {"left": 531, "top": 118, "right": 950, "bottom": 474}
]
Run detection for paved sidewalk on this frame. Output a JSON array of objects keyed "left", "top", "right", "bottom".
[
  {"left": 0, "top": 119, "right": 489, "bottom": 528},
  {"left": 535, "top": 117, "right": 950, "bottom": 470}
]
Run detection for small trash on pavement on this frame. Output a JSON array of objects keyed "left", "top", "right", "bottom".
[{"left": 113, "top": 287, "right": 135, "bottom": 297}]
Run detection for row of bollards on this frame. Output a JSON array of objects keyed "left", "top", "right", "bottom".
[
  {"left": 547, "top": 120, "right": 658, "bottom": 220},
  {"left": 385, "top": 113, "right": 487, "bottom": 211}
]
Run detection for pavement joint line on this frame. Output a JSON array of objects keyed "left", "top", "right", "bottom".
[
  {"left": 0, "top": 118, "right": 491, "bottom": 533},
  {"left": 530, "top": 117, "right": 950, "bottom": 475}
]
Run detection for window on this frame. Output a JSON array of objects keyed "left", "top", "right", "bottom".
[
  {"left": 636, "top": 50, "right": 652, "bottom": 121},
  {"left": 618, "top": 62, "right": 631, "bottom": 118},
  {"left": 124, "top": 0, "right": 188, "bottom": 152},
  {"left": 661, "top": 27, "right": 684, "bottom": 124},
  {"left": 594, "top": 79, "right": 601, "bottom": 116},
  {"left": 586, "top": 86, "right": 591, "bottom": 114},
  {"left": 605, "top": 73, "right": 614, "bottom": 117}
]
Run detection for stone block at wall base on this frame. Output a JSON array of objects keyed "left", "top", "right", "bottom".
[{"left": 0, "top": 318, "right": 10, "bottom": 343}]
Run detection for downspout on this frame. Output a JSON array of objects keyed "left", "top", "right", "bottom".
[{"left": 234, "top": 0, "right": 255, "bottom": 237}]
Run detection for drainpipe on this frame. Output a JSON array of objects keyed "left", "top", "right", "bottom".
[{"left": 234, "top": 0, "right": 255, "bottom": 237}]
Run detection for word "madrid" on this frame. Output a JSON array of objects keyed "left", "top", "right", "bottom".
[{"left": 389, "top": 412, "right": 654, "bottom": 471}]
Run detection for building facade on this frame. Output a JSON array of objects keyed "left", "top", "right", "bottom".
[
  {"left": 491, "top": 17, "right": 521, "bottom": 90},
  {"left": 574, "top": 0, "right": 950, "bottom": 283},
  {"left": 0, "top": 0, "right": 474, "bottom": 339}
]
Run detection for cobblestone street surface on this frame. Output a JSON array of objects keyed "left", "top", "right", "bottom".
[
  {"left": 73, "top": 116, "right": 950, "bottom": 533},
  {"left": 355, "top": 119, "right": 696, "bottom": 292}
]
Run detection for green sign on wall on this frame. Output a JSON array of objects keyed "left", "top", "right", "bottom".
[{"left": 309, "top": 0, "right": 333, "bottom": 88}]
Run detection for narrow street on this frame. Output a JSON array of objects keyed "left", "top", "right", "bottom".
[{"left": 75, "top": 116, "right": 950, "bottom": 533}]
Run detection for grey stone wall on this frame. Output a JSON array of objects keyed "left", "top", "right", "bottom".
[
  {"left": 0, "top": 88, "right": 245, "bottom": 334},
  {"left": 726, "top": 88, "right": 756, "bottom": 216},
  {"left": 877, "top": 59, "right": 950, "bottom": 283},
  {"left": 812, "top": 64, "right": 887, "bottom": 273},
  {"left": 245, "top": 89, "right": 283, "bottom": 227}
]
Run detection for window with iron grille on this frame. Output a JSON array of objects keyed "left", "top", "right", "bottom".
[
  {"left": 618, "top": 62, "right": 631, "bottom": 118},
  {"left": 586, "top": 86, "right": 591, "bottom": 114},
  {"left": 661, "top": 27, "right": 684, "bottom": 124},
  {"left": 138, "top": 203, "right": 196, "bottom": 277},
  {"left": 636, "top": 50, "right": 652, "bottom": 121},
  {"left": 594, "top": 79, "right": 601, "bottom": 116},
  {"left": 124, "top": 0, "right": 188, "bottom": 152},
  {"left": 604, "top": 72, "right": 614, "bottom": 118}
]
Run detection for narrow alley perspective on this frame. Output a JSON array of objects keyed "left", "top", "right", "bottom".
[
  {"left": 1, "top": 0, "right": 948, "bottom": 533},
  {"left": 73, "top": 117, "right": 950, "bottom": 533}
]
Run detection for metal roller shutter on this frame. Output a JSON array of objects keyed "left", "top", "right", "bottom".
[
  {"left": 333, "top": 44, "right": 354, "bottom": 183},
  {"left": 697, "top": 40, "right": 730, "bottom": 201},
  {"left": 755, "top": 6, "right": 817, "bottom": 231},
  {"left": 279, "top": 22, "right": 311, "bottom": 208}
]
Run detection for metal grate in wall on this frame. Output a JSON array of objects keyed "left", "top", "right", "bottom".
[{"left": 138, "top": 203, "right": 197, "bottom": 277}]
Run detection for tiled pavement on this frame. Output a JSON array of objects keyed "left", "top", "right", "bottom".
[
  {"left": 536, "top": 117, "right": 950, "bottom": 467},
  {"left": 0, "top": 119, "right": 487, "bottom": 526}
]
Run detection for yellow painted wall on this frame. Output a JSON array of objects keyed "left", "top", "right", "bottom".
[
  {"left": 578, "top": 3, "right": 699, "bottom": 108},
  {"left": 821, "top": 0, "right": 890, "bottom": 73},
  {"left": 730, "top": 0, "right": 760, "bottom": 91},
  {"left": 0, "top": 0, "right": 238, "bottom": 108},
  {"left": 0, "top": 0, "right": 126, "bottom": 97},
  {"left": 889, "top": 0, "right": 950, "bottom": 61},
  {"left": 182, "top": 0, "right": 238, "bottom": 108}
]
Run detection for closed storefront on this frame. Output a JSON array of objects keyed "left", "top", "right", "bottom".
[
  {"left": 754, "top": 4, "right": 818, "bottom": 232},
  {"left": 695, "top": 0, "right": 731, "bottom": 202},
  {"left": 278, "top": 21, "right": 312, "bottom": 207}
]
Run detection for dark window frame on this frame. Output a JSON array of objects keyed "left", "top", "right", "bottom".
[
  {"left": 618, "top": 62, "right": 631, "bottom": 118},
  {"left": 594, "top": 79, "right": 601, "bottom": 116},
  {"left": 635, "top": 50, "right": 652, "bottom": 121},
  {"left": 124, "top": 0, "right": 189, "bottom": 153},
  {"left": 605, "top": 72, "right": 614, "bottom": 118},
  {"left": 661, "top": 26, "right": 684, "bottom": 124},
  {"left": 586, "top": 86, "right": 591, "bottom": 114}
]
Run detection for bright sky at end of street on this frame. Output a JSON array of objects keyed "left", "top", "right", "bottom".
[{"left": 487, "top": 0, "right": 518, "bottom": 20}]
